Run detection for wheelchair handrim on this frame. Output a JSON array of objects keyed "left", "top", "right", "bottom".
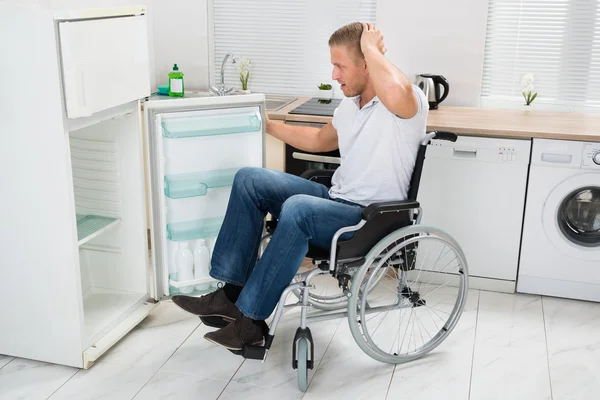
[{"left": 348, "top": 225, "right": 469, "bottom": 364}]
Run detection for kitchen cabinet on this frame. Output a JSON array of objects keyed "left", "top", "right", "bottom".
[{"left": 265, "top": 120, "right": 285, "bottom": 172}]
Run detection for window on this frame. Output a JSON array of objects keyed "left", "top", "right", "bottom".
[
  {"left": 481, "top": 0, "right": 600, "bottom": 109},
  {"left": 210, "top": 0, "right": 376, "bottom": 97}
]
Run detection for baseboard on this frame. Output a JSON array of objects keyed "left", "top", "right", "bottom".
[
  {"left": 517, "top": 275, "right": 600, "bottom": 302},
  {"left": 468, "top": 276, "right": 516, "bottom": 293}
]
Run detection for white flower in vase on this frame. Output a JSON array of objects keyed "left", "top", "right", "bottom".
[
  {"left": 521, "top": 73, "right": 538, "bottom": 106},
  {"left": 238, "top": 58, "right": 252, "bottom": 93}
]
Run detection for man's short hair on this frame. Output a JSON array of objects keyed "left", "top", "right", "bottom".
[{"left": 328, "top": 22, "right": 364, "bottom": 64}]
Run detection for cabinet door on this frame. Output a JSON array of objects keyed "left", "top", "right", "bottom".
[
  {"left": 266, "top": 121, "right": 285, "bottom": 172},
  {"left": 58, "top": 15, "right": 151, "bottom": 118}
]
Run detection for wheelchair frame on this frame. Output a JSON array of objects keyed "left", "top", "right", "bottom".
[{"left": 215, "top": 131, "right": 469, "bottom": 392}]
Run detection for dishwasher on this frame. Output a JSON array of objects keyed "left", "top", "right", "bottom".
[{"left": 416, "top": 135, "right": 531, "bottom": 292}]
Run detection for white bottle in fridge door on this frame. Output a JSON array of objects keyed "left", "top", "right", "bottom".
[
  {"left": 193, "top": 239, "right": 211, "bottom": 291},
  {"left": 176, "top": 241, "right": 194, "bottom": 294},
  {"left": 206, "top": 237, "right": 216, "bottom": 259}
]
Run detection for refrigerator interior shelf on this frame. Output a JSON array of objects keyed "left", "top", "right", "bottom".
[
  {"left": 164, "top": 168, "right": 240, "bottom": 199},
  {"left": 76, "top": 214, "right": 121, "bottom": 246},
  {"left": 166, "top": 216, "right": 224, "bottom": 242},
  {"left": 161, "top": 112, "right": 261, "bottom": 139}
]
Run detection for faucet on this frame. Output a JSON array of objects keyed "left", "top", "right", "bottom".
[{"left": 210, "top": 52, "right": 238, "bottom": 96}]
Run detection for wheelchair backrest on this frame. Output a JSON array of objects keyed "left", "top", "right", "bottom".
[{"left": 407, "top": 131, "right": 458, "bottom": 201}]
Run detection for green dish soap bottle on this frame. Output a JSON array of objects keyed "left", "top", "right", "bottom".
[{"left": 168, "top": 64, "right": 184, "bottom": 97}]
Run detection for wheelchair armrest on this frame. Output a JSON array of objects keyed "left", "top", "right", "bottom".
[
  {"left": 361, "top": 200, "right": 420, "bottom": 221},
  {"left": 300, "top": 169, "right": 336, "bottom": 187}
]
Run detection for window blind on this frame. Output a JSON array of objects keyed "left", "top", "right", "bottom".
[
  {"left": 481, "top": 0, "right": 600, "bottom": 108},
  {"left": 211, "top": 0, "right": 377, "bottom": 97}
]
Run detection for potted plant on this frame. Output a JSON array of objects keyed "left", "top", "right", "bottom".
[
  {"left": 521, "top": 73, "right": 538, "bottom": 107},
  {"left": 318, "top": 83, "right": 333, "bottom": 100},
  {"left": 238, "top": 58, "right": 252, "bottom": 93}
]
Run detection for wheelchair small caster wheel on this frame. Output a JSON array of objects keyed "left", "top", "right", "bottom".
[
  {"left": 296, "top": 338, "right": 308, "bottom": 392},
  {"left": 292, "top": 327, "right": 314, "bottom": 393}
]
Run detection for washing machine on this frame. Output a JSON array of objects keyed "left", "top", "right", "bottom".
[{"left": 517, "top": 138, "right": 600, "bottom": 302}]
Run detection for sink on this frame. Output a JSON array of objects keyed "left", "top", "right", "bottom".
[
  {"left": 185, "top": 91, "right": 217, "bottom": 98},
  {"left": 160, "top": 91, "right": 296, "bottom": 110},
  {"left": 264, "top": 95, "right": 297, "bottom": 111}
]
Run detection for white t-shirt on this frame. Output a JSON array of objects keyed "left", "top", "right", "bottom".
[{"left": 329, "top": 85, "right": 428, "bottom": 206}]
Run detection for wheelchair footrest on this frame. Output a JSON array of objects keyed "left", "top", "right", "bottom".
[
  {"left": 228, "top": 334, "right": 275, "bottom": 360},
  {"left": 200, "top": 316, "right": 230, "bottom": 328},
  {"left": 228, "top": 345, "right": 265, "bottom": 360}
]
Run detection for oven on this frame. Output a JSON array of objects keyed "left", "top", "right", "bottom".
[{"left": 284, "top": 121, "right": 341, "bottom": 176}]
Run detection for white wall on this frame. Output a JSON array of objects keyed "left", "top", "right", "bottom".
[
  {"left": 3, "top": 0, "right": 490, "bottom": 100},
  {"left": 376, "top": 0, "right": 490, "bottom": 107},
  {"left": 152, "top": 0, "right": 210, "bottom": 91},
  {"left": 0, "top": 0, "right": 211, "bottom": 91}
]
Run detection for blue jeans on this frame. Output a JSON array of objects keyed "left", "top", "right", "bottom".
[{"left": 209, "top": 167, "right": 363, "bottom": 319}]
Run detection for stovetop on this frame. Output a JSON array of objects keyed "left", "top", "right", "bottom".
[{"left": 288, "top": 98, "right": 342, "bottom": 117}]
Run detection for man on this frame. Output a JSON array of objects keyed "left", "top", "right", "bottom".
[{"left": 172, "top": 22, "right": 428, "bottom": 350}]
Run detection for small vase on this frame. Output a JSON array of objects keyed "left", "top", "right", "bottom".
[
  {"left": 239, "top": 89, "right": 251, "bottom": 94},
  {"left": 318, "top": 89, "right": 332, "bottom": 100}
]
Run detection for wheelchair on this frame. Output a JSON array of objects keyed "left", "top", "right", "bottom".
[{"left": 202, "top": 130, "right": 469, "bottom": 392}]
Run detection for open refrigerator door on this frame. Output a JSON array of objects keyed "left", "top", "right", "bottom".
[{"left": 144, "top": 94, "right": 266, "bottom": 300}]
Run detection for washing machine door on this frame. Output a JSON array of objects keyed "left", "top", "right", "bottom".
[{"left": 543, "top": 173, "right": 600, "bottom": 261}]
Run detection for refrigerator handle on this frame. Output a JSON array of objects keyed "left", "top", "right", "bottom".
[{"left": 63, "top": 63, "right": 91, "bottom": 118}]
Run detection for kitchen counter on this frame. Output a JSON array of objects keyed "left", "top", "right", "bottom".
[{"left": 270, "top": 98, "right": 600, "bottom": 142}]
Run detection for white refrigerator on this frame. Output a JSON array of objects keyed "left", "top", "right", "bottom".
[{"left": 0, "top": 5, "right": 265, "bottom": 368}]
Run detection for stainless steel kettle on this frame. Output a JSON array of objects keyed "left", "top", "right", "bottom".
[{"left": 415, "top": 74, "right": 449, "bottom": 110}]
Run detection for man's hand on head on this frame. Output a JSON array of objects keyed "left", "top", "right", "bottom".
[
  {"left": 361, "top": 23, "right": 387, "bottom": 56},
  {"left": 359, "top": 23, "right": 418, "bottom": 119}
]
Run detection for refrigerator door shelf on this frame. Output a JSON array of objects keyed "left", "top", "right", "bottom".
[
  {"left": 168, "top": 275, "right": 217, "bottom": 296},
  {"left": 169, "top": 276, "right": 215, "bottom": 289},
  {"left": 166, "top": 216, "right": 224, "bottom": 242},
  {"left": 161, "top": 110, "right": 261, "bottom": 139},
  {"left": 164, "top": 168, "right": 240, "bottom": 199}
]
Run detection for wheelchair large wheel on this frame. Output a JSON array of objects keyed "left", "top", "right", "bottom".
[{"left": 348, "top": 225, "right": 468, "bottom": 364}]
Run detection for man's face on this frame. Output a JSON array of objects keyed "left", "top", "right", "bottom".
[{"left": 330, "top": 45, "right": 368, "bottom": 97}]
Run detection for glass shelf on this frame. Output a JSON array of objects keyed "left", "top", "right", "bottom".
[
  {"left": 76, "top": 214, "right": 121, "bottom": 246},
  {"left": 161, "top": 112, "right": 261, "bottom": 139},
  {"left": 166, "top": 216, "right": 224, "bottom": 242},
  {"left": 164, "top": 168, "right": 239, "bottom": 199}
]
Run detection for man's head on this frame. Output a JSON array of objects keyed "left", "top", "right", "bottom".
[{"left": 329, "top": 22, "right": 369, "bottom": 97}]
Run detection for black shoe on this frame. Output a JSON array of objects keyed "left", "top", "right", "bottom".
[
  {"left": 171, "top": 288, "right": 242, "bottom": 322},
  {"left": 203, "top": 315, "right": 268, "bottom": 351}
]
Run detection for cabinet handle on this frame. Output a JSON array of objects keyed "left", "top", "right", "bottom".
[
  {"left": 541, "top": 153, "right": 572, "bottom": 164},
  {"left": 453, "top": 148, "right": 478, "bottom": 158}
]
